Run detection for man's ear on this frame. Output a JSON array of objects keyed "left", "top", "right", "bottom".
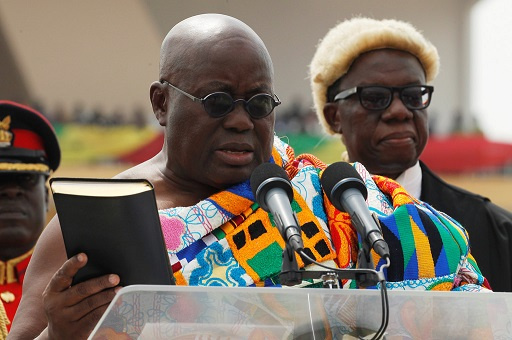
[
  {"left": 150, "top": 81, "right": 168, "bottom": 126},
  {"left": 45, "top": 184, "right": 49, "bottom": 212},
  {"left": 323, "top": 103, "right": 343, "bottom": 134}
]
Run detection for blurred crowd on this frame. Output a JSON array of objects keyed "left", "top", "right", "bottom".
[
  {"left": 27, "top": 101, "right": 151, "bottom": 128},
  {"left": 16, "top": 98, "right": 479, "bottom": 138}
]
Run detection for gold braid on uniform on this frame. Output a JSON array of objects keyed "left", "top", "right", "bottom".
[{"left": 0, "top": 302, "right": 8, "bottom": 340}]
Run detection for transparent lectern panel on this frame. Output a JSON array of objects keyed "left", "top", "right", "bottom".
[{"left": 89, "top": 285, "right": 512, "bottom": 339}]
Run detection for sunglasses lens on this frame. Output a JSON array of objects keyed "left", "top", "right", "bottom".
[
  {"left": 360, "top": 87, "right": 392, "bottom": 110},
  {"left": 203, "top": 93, "right": 234, "bottom": 117},
  {"left": 247, "top": 94, "right": 275, "bottom": 118},
  {"left": 402, "top": 86, "right": 431, "bottom": 109},
  {"left": 202, "top": 92, "right": 278, "bottom": 118}
]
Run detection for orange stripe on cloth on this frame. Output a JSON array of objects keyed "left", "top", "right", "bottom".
[
  {"left": 409, "top": 215, "right": 435, "bottom": 278},
  {"left": 372, "top": 175, "right": 418, "bottom": 207},
  {"left": 226, "top": 208, "right": 287, "bottom": 282},
  {"left": 209, "top": 190, "right": 253, "bottom": 216},
  {"left": 323, "top": 194, "right": 358, "bottom": 269},
  {"left": 221, "top": 204, "right": 257, "bottom": 234},
  {"left": 225, "top": 188, "right": 336, "bottom": 284}
]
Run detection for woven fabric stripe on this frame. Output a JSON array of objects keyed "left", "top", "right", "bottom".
[
  {"left": 406, "top": 205, "right": 435, "bottom": 278},
  {"left": 394, "top": 206, "right": 418, "bottom": 279},
  {"left": 324, "top": 203, "right": 358, "bottom": 269},
  {"left": 431, "top": 206, "right": 469, "bottom": 254},
  {"left": 225, "top": 186, "right": 335, "bottom": 283},
  {"left": 208, "top": 185, "right": 254, "bottom": 217},
  {"left": 378, "top": 219, "right": 404, "bottom": 279},
  {"left": 369, "top": 174, "right": 473, "bottom": 282},
  {"left": 418, "top": 208, "right": 446, "bottom": 276},
  {"left": 421, "top": 206, "right": 465, "bottom": 273}
]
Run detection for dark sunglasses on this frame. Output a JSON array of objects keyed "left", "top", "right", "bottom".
[
  {"left": 161, "top": 80, "right": 281, "bottom": 119},
  {"left": 0, "top": 173, "right": 44, "bottom": 189},
  {"left": 334, "top": 85, "right": 434, "bottom": 111}
]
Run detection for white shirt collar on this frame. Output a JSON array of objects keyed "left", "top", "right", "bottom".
[{"left": 395, "top": 161, "right": 422, "bottom": 199}]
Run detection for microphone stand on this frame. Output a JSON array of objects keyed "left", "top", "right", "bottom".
[
  {"left": 277, "top": 226, "right": 390, "bottom": 339},
  {"left": 279, "top": 243, "right": 303, "bottom": 286},
  {"left": 355, "top": 240, "right": 379, "bottom": 287},
  {"left": 279, "top": 243, "right": 390, "bottom": 340},
  {"left": 279, "top": 245, "right": 384, "bottom": 288}
]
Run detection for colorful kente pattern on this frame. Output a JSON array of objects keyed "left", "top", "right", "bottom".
[
  {"left": 160, "top": 137, "right": 336, "bottom": 287},
  {"left": 325, "top": 171, "right": 488, "bottom": 291},
  {"left": 159, "top": 137, "right": 489, "bottom": 291}
]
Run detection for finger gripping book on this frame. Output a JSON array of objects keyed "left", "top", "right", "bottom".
[{"left": 50, "top": 177, "right": 175, "bottom": 286}]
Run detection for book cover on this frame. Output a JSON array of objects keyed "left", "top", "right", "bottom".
[{"left": 50, "top": 177, "right": 175, "bottom": 286}]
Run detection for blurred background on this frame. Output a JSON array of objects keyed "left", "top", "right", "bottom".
[{"left": 0, "top": 0, "right": 510, "bottom": 220}]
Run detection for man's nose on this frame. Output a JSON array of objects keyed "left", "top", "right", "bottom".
[
  {"left": 0, "top": 182, "right": 24, "bottom": 196},
  {"left": 381, "top": 93, "right": 414, "bottom": 121},
  {"left": 222, "top": 101, "right": 254, "bottom": 131}
]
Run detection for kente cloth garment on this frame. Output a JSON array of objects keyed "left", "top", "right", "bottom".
[
  {"left": 419, "top": 160, "right": 512, "bottom": 292},
  {"left": 159, "top": 137, "right": 488, "bottom": 291},
  {"left": 332, "top": 163, "right": 490, "bottom": 291},
  {"left": 0, "top": 250, "right": 32, "bottom": 332}
]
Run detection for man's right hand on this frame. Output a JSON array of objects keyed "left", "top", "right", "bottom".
[{"left": 42, "top": 253, "right": 121, "bottom": 340}]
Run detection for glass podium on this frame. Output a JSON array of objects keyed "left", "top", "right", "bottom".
[{"left": 89, "top": 285, "right": 512, "bottom": 339}]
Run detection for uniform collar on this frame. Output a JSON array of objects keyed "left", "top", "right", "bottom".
[{"left": 0, "top": 249, "right": 33, "bottom": 285}]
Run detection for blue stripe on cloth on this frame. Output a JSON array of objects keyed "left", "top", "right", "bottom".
[
  {"left": 434, "top": 246, "right": 450, "bottom": 277},
  {"left": 404, "top": 248, "right": 419, "bottom": 280},
  {"left": 381, "top": 212, "right": 401, "bottom": 241},
  {"left": 177, "top": 238, "right": 207, "bottom": 263},
  {"left": 406, "top": 204, "right": 428, "bottom": 235},
  {"left": 264, "top": 277, "right": 281, "bottom": 287},
  {"left": 379, "top": 213, "right": 404, "bottom": 280},
  {"left": 226, "top": 180, "right": 254, "bottom": 201},
  {"left": 417, "top": 207, "right": 445, "bottom": 275}
]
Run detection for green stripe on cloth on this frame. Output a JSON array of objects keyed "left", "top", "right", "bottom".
[
  {"left": 246, "top": 241, "right": 283, "bottom": 280},
  {"left": 394, "top": 206, "right": 416, "bottom": 273},
  {"left": 429, "top": 212, "right": 465, "bottom": 273}
]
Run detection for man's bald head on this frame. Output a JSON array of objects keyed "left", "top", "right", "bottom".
[
  {"left": 149, "top": 13, "right": 277, "bottom": 195},
  {"left": 159, "top": 14, "right": 273, "bottom": 81}
]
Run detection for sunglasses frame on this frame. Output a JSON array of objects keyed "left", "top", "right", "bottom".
[
  {"left": 161, "top": 80, "right": 280, "bottom": 119},
  {"left": 333, "top": 85, "right": 434, "bottom": 111}
]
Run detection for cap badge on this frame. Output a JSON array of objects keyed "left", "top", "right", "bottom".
[{"left": 0, "top": 116, "right": 13, "bottom": 148}]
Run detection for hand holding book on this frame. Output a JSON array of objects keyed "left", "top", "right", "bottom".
[{"left": 50, "top": 177, "right": 175, "bottom": 286}]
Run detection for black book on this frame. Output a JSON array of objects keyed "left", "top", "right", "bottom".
[{"left": 50, "top": 177, "right": 175, "bottom": 286}]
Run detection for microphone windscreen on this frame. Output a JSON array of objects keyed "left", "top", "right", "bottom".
[
  {"left": 250, "top": 163, "right": 293, "bottom": 209},
  {"left": 250, "top": 162, "right": 290, "bottom": 197},
  {"left": 320, "top": 162, "right": 368, "bottom": 201}
]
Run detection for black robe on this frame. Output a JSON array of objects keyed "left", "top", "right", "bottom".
[{"left": 419, "top": 161, "right": 512, "bottom": 292}]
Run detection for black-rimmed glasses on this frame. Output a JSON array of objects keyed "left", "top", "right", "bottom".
[
  {"left": 161, "top": 80, "right": 281, "bottom": 119},
  {"left": 333, "top": 85, "right": 434, "bottom": 111}
]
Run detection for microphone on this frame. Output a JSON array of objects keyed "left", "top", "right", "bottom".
[
  {"left": 250, "top": 163, "right": 304, "bottom": 252},
  {"left": 321, "top": 162, "right": 390, "bottom": 258}
]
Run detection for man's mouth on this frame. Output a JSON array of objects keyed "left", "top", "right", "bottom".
[
  {"left": 381, "top": 132, "right": 415, "bottom": 146},
  {"left": 216, "top": 144, "right": 254, "bottom": 166},
  {"left": 0, "top": 206, "right": 27, "bottom": 219}
]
